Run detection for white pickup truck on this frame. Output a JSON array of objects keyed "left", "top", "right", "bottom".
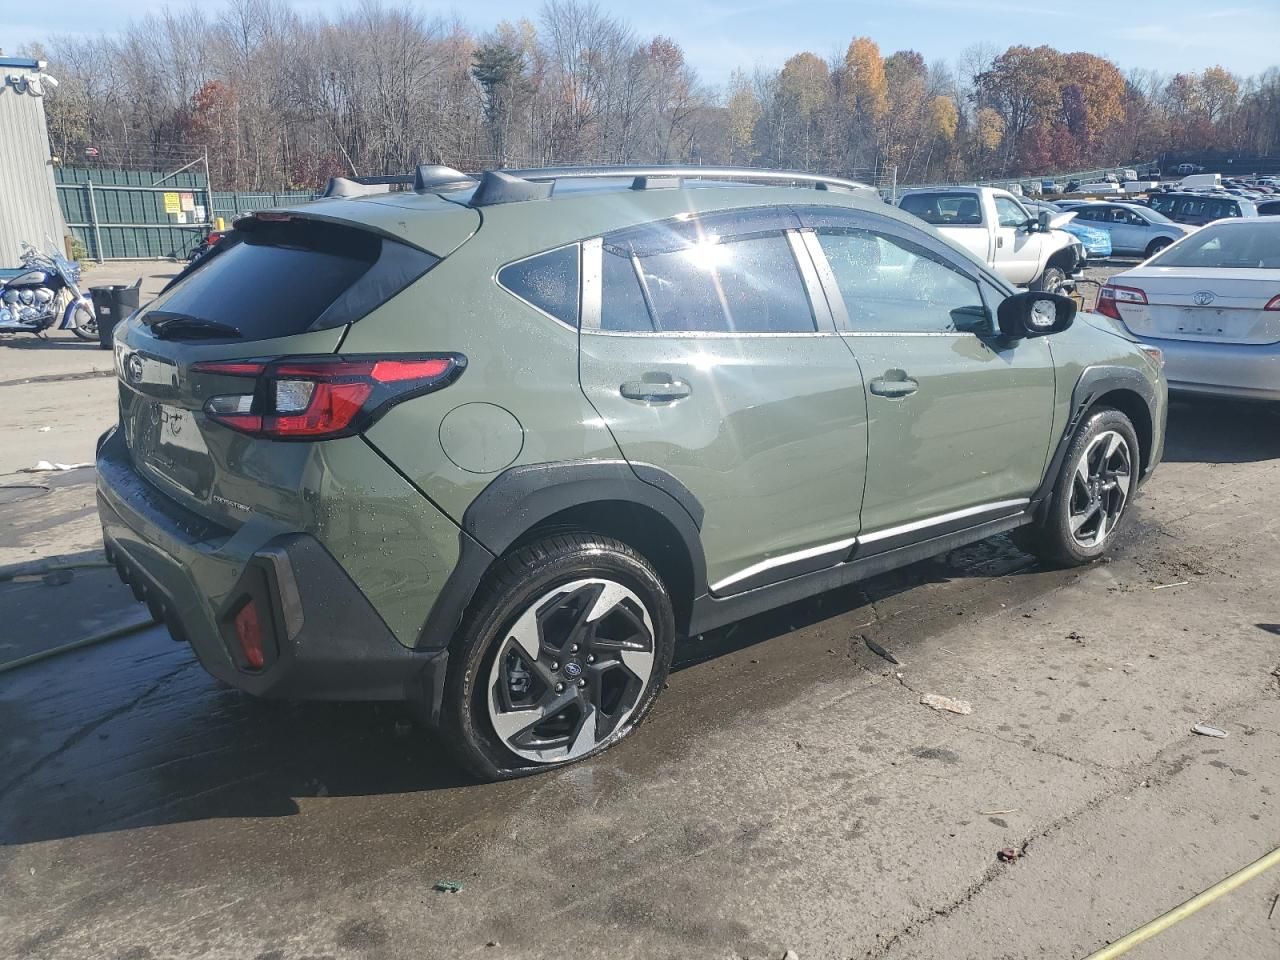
[{"left": 896, "top": 186, "right": 1086, "bottom": 292}]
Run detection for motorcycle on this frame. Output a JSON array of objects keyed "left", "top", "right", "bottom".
[
  {"left": 0, "top": 240, "right": 97, "bottom": 341},
  {"left": 185, "top": 228, "right": 223, "bottom": 264}
]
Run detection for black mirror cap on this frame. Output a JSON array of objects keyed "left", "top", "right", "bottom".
[{"left": 997, "top": 291, "right": 1076, "bottom": 338}]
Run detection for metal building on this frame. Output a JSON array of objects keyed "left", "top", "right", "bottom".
[{"left": 0, "top": 57, "right": 66, "bottom": 268}]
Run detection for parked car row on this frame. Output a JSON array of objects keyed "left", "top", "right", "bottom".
[{"left": 1056, "top": 201, "right": 1193, "bottom": 257}]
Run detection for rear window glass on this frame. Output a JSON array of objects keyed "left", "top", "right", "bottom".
[
  {"left": 899, "top": 193, "right": 982, "bottom": 225},
  {"left": 497, "top": 245, "right": 580, "bottom": 326},
  {"left": 1152, "top": 223, "right": 1280, "bottom": 268},
  {"left": 146, "top": 220, "right": 389, "bottom": 340}
]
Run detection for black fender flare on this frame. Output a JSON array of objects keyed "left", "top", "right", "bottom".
[
  {"left": 1032, "top": 364, "right": 1160, "bottom": 515},
  {"left": 416, "top": 459, "right": 707, "bottom": 654}
]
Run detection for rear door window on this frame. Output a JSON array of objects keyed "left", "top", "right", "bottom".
[
  {"left": 616, "top": 233, "right": 815, "bottom": 334},
  {"left": 145, "top": 219, "right": 435, "bottom": 340}
]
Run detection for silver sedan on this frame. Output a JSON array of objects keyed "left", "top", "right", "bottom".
[
  {"left": 1070, "top": 202, "right": 1194, "bottom": 259},
  {"left": 1095, "top": 219, "right": 1280, "bottom": 401}
]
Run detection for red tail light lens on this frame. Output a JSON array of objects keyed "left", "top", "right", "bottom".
[
  {"left": 234, "top": 601, "right": 265, "bottom": 669},
  {"left": 193, "top": 354, "right": 465, "bottom": 440},
  {"left": 1265, "top": 295, "right": 1280, "bottom": 311},
  {"left": 1095, "top": 283, "right": 1148, "bottom": 321}
]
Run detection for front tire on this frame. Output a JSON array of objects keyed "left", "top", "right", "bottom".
[
  {"left": 1031, "top": 265, "right": 1067, "bottom": 293},
  {"left": 1145, "top": 238, "right": 1172, "bottom": 260},
  {"left": 1026, "top": 406, "right": 1139, "bottom": 566},
  {"left": 69, "top": 303, "right": 98, "bottom": 341},
  {"left": 440, "top": 533, "right": 675, "bottom": 780}
]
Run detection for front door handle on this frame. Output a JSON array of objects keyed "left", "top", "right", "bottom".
[
  {"left": 620, "top": 377, "right": 692, "bottom": 403},
  {"left": 869, "top": 377, "right": 919, "bottom": 398}
]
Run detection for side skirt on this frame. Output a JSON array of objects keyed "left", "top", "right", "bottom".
[{"left": 687, "top": 510, "right": 1034, "bottom": 636}]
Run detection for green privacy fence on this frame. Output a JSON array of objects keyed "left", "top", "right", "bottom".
[{"left": 55, "top": 168, "right": 317, "bottom": 261}]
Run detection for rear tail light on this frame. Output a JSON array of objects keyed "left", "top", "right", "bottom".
[
  {"left": 1265, "top": 295, "right": 1280, "bottom": 311},
  {"left": 1139, "top": 345, "right": 1164, "bottom": 368},
  {"left": 1096, "top": 283, "right": 1147, "bottom": 321},
  {"left": 193, "top": 354, "right": 465, "bottom": 440}
]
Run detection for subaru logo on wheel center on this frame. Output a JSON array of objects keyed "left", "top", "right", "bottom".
[
  {"left": 563, "top": 661, "right": 583, "bottom": 678},
  {"left": 1192, "top": 290, "right": 1216, "bottom": 306}
]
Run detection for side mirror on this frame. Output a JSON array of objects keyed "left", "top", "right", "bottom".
[
  {"left": 1037, "top": 210, "right": 1052, "bottom": 232},
  {"left": 997, "top": 291, "right": 1076, "bottom": 339}
]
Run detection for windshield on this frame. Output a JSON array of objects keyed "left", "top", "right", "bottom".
[{"left": 1151, "top": 222, "right": 1280, "bottom": 269}]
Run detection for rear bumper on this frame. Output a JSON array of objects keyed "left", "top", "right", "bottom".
[
  {"left": 97, "top": 427, "right": 448, "bottom": 703},
  {"left": 1145, "top": 336, "right": 1280, "bottom": 402}
]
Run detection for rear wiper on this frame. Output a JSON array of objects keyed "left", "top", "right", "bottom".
[{"left": 148, "top": 314, "right": 242, "bottom": 340}]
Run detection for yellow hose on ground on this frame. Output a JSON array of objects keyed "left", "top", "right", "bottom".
[{"left": 1081, "top": 845, "right": 1280, "bottom": 959}]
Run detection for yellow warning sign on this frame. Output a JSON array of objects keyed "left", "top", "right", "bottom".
[{"left": 163, "top": 192, "right": 181, "bottom": 214}]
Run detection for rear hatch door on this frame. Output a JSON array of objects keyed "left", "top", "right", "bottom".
[{"left": 115, "top": 205, "right": 471, "bottom": 528}]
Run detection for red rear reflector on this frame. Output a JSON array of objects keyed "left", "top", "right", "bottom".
[
  {"left": 1266, "top": 295, "right": 1280, "bottom": 311},
  {"left": 191, "top": 360, "right": 267, "bottom": 377},
  {"left": 234, "top": 602, "right": 265, "bottom": 669}
]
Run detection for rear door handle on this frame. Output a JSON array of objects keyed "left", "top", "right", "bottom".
[
  {"left": 620, "top": 377, "right": 691, "bottom": 403},
  {"left": 869, "top": 377, "right": 919, "bottom": 398}
]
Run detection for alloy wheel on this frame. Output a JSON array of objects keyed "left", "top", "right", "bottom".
[
  {"left": 486, "top": 577, "right": 655, "bottom": 764},
  {"left": 1068, "top": 430, "right": 1132, "bottom": 548}
]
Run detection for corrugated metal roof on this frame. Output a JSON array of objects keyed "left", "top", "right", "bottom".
[{"left": 0, "top": 85, "right": 64, "bottom": 268}]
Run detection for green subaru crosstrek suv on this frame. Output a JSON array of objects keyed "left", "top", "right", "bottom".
[{"left": 97, "top": 165, "right": 1166, "bottom": 779}]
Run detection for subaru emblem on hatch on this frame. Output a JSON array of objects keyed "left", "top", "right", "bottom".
[
  {"left": 126, "top": 352, "right": 145, "bottom": 383},
  {"left": 1192, "top": 290, "right": 1216, "bottom": 306}
]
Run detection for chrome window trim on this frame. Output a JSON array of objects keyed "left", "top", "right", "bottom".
[{"left": 580, "top": 237, "right": 603, "bottom": 331}]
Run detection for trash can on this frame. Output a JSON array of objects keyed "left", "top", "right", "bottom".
[{"left": 90, "top": 284, "right": 141, "bottom": 351}]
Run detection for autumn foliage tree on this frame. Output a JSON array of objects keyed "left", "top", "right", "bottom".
[{"left": 29, "top": 3, "right": 1280, "bottom": 192}]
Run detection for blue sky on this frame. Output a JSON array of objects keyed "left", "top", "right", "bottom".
[{"left": 7, "top": 0, "right": 1278, "bottom": 88}]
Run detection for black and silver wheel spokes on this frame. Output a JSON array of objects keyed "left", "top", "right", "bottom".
[
  {"left": 1068, "top": 430, "right": 1133, "bottom": 548},
  {"left": 487, "top": 578, "right": 655, "bottom": 764}
]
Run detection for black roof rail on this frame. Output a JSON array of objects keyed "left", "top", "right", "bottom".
[{"left": 470, "top": 170, "right": 554, "bottom": 207}]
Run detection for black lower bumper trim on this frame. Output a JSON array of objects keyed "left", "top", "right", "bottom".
[{"left": 104, "top": 528, "right": 447, "bottom": 703}]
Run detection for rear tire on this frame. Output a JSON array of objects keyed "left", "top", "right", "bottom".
[
  {"left": 1023, "top": 406, "right": 1139, "bottom": 567},
  {"left": 439, "top": 533, "right": 675, "bottom": 781}
]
